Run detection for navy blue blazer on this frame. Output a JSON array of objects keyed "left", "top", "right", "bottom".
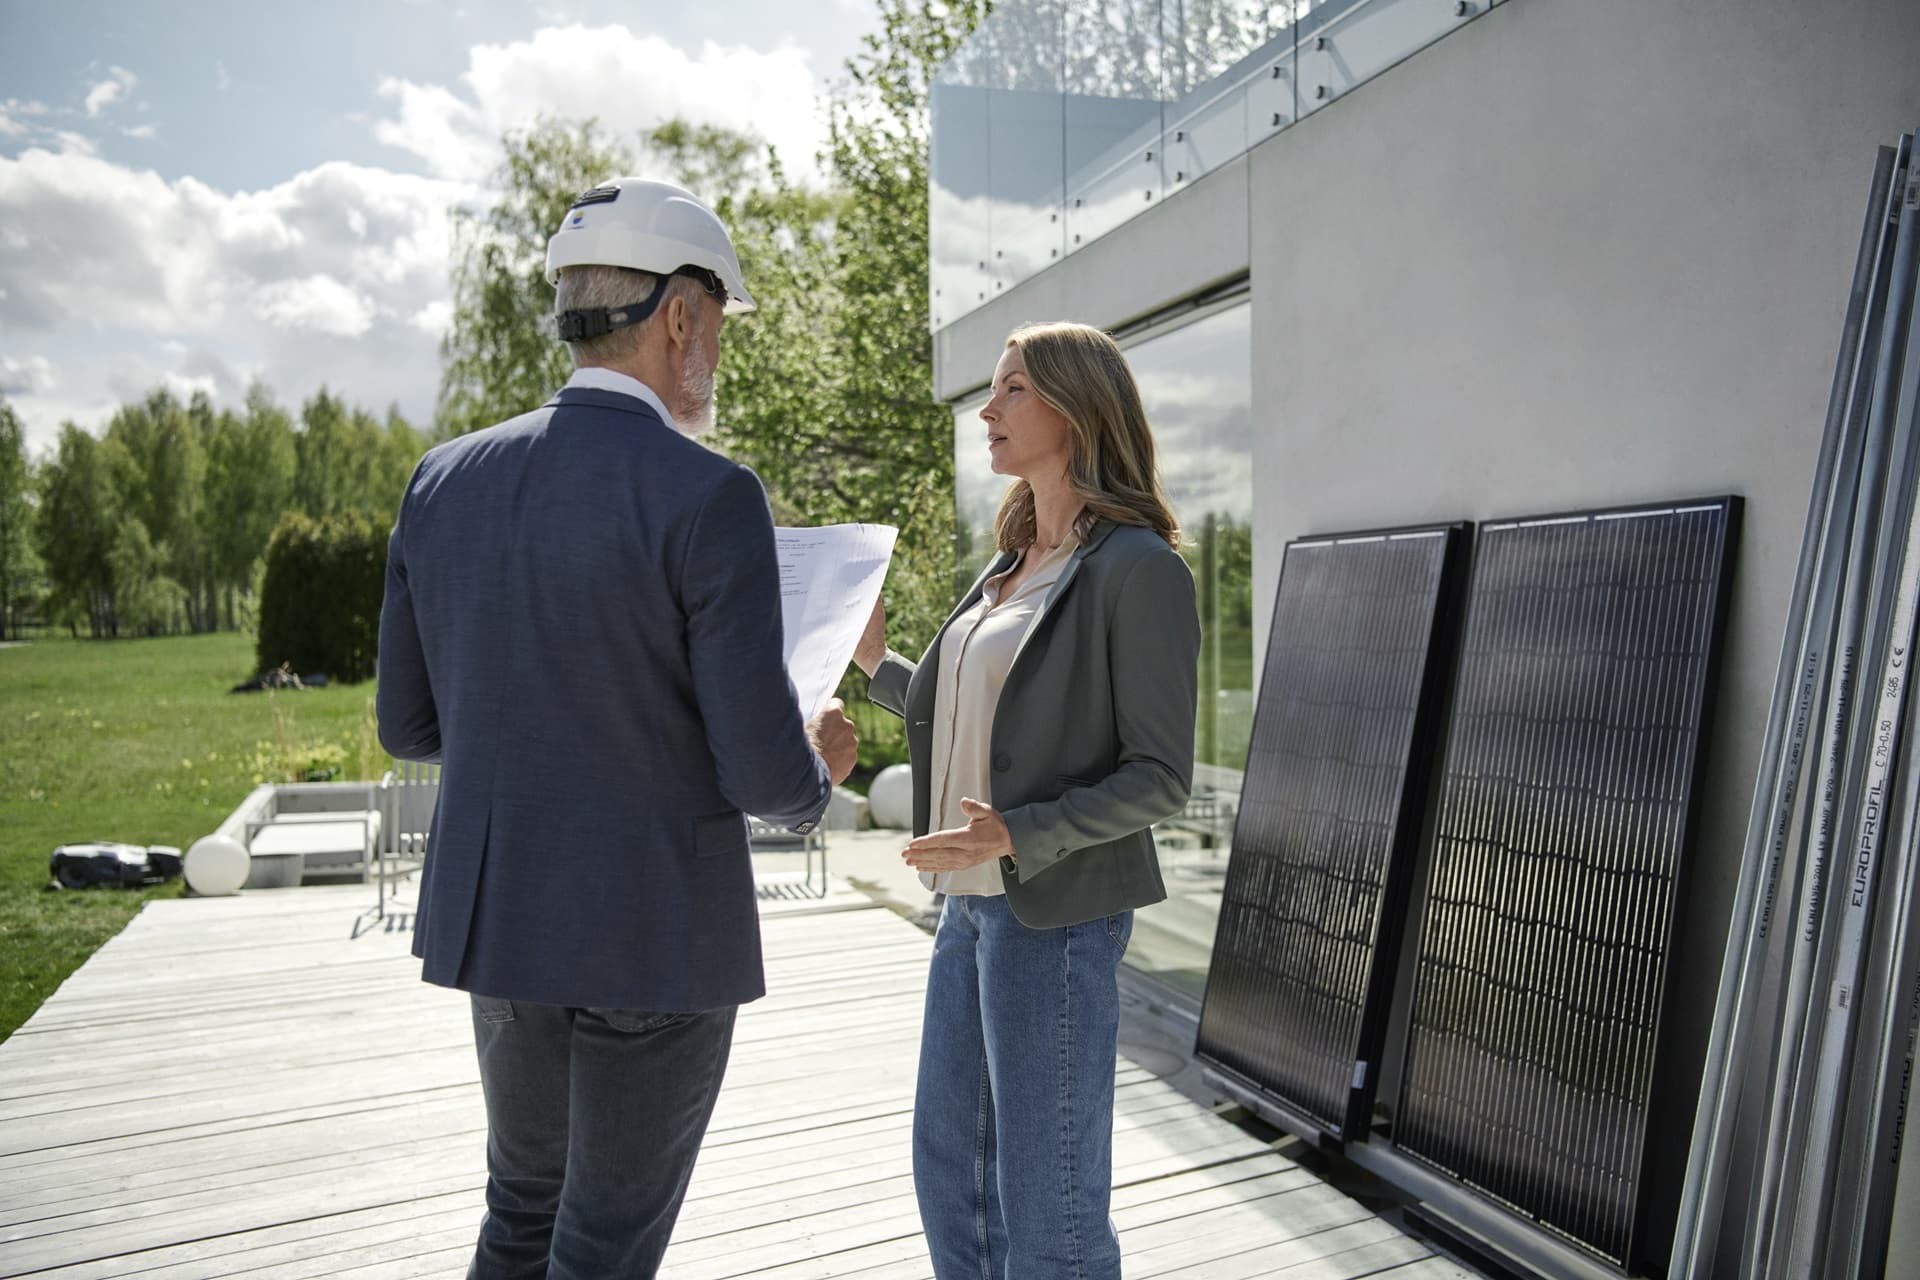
[{"left": 377, "top": 385, "right": 832, "bottom": 1012}]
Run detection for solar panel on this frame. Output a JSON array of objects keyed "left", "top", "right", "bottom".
[
  {"left": 1197, "top": 523, "right": 1468, "bottom": 1141},
  {"left": 1393, "top": 497, "right": 1741, "bottom": 1266}
]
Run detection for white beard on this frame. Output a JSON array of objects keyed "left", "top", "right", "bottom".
[{"left": 673, "top": 339, "right": 718, "bottom": 437}]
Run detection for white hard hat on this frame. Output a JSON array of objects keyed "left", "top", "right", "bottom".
[{"left": 544, "top": 176, "right": 756, "bottom": 315}]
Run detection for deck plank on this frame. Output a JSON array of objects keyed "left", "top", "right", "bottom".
[{"left": 0, "top": 884, "right": 1466, "bottom": 1279}]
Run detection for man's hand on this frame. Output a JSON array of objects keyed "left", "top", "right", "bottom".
[
  {"left": 853, "top": 597, "right": 887, "bottom": 678},
  {"left": 806, "top": 698, "right": 859, "bottom": 786},
  {"left": 903, "top": 797, "right": 1013, "bottom": 872}
]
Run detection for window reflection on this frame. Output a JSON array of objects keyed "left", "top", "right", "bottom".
[
  {"left": 1124, "top": 303, "right": 1253, "bottom": 999},
  {"left": 931, "top": 0, "right": 1484, "bottom": 327},
  {"left": 952, "top": 394, "right": 998, "bottom": 597},
  {"left": 950, "top": 303, "right": 1253, "bottom": 999}
]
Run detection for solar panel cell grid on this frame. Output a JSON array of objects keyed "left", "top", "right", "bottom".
[
  {"left": 1394, "top": 500, "right": 1739, "bottom": 1265},
  {"left": 1196, "top": 526, "right": 1465, "bottom": 1140}
]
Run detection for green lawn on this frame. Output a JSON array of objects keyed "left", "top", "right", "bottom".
[{"left": 0, "top": 634, "right": 382, "bottom": 1041}]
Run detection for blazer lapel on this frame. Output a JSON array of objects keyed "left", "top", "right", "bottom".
[
  {"left": 1008, "top": 519, "right": 1118, "bottom": 671},
  {"left": 907, "top": 549, "right": 1016, "bottom": 717}
]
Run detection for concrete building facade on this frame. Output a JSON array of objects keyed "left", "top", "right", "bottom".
[{"left": 929, "top": 0, "right": 1920, "bottom": 1273}]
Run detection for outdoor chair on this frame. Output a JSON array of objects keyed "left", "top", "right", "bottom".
[
  {"left": 375, "top": 760, "right": 440, "bottom": 919},
  {"left": 748, "top": 817, "right": 828, "bottom": 900}
]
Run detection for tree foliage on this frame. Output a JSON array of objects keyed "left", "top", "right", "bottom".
[
  {"left": 702, "top": 0, "right": 989, "bottom": 712},
  {"left": 428, "top": 3, "right": 989, "bottom": 768},
  {"left": 35, "top": 425, "right": 119, "bottom": 638},
  {"left": 256, "top": 511, "right": 388, "bottom": 683},
  {"left": 292, "top": 389, "right": 422, "bottom": 521},
  {"left": 436, "top": 119, "right": 636, "bottom": 440},
  {"left": 0, "top": 402, "right": 35, "bottom": 640},
  {"left": 202, "top": 385, "right": 297, "bottom": 630},
  {"left": 24, "top": 384, "right": 420, "bottom": 641}
]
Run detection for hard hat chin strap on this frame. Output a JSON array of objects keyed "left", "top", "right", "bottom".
[
  {"left": 554, "top": 287, "right": 669, "bottom": 343},
  {"left": 553, "top": 266, "right": 729, "bottom": 343}
]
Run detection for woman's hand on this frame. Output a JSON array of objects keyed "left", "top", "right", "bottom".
[
  {"left": 853, "top": 596, "right": 887, "bottom": 678},
  {"left": 903, "top": 797, "right": 1014, "bottom": 872}
]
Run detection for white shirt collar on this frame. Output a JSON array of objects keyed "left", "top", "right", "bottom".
[{"left": 563, "top": 366, "right": 677, "bottom": 430}]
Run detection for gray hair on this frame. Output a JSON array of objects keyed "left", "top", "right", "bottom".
[{"left": 554, "top": 265, "right": 706, "bottom": 366}]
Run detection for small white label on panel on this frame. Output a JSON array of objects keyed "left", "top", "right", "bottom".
[{"left": 1352, "top": 1061, "right": 1368, "bottom": 1089}]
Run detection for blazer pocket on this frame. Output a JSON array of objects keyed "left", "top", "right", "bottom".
[
  {"left": 694, "top": 811, "right": 749, "bottom": 859},
  {"left": 1056, "top": 774, "right": 1098, "bottom": 788}
]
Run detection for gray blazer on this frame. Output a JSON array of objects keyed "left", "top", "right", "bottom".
[
  {"left": 377, "top": 386, "right": 831, "bottom": 1012},
  {"left": 868, "top": 520, "right": 1200, "bottom": 928}
]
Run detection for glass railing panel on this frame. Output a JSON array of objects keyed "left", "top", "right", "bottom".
[
  {"left": 1064, "top": 0, "right": 1166, "bottom": 254},
  {"left": 1295, "top": 0, "right": 1476, "bottom": 117},
  {"left": 932, "top": 0, "right": 1490, "bottom": 329},
  {"left": 1163, "top": 80, "right": 1248, "bottom": 195},
  {"left": 1162, "top": 0, "right": 1283, "bottom": 97},
  {"left": 1243, "top": 33, "right": 1300, "bottom": 143},
  {"left": 987, "top": 89, "right": 1067, "bottom": 294},
  {"left": 1162, "top": 0, "right": 1283, "bottom": 193},
  {"left": 984, "top": 0, "right": 1066, "bottom": 299},
  {"left": 1065, "top": 131, "right": 1164, "bottom": 252},
  {"left": 929, "top": 79, "right": 993, "bottom": 331}
]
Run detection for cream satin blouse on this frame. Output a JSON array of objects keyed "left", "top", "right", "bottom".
[{"left": 923, "top": 536, "right": 1079, "bottom": 897}]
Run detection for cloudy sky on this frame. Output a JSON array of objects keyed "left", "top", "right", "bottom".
[{"left": 0, "top": 0, "right": 878, "bottom": 455}]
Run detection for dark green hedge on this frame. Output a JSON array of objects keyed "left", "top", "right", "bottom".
[{"left": 255, "top": 511, "right": 388, "bottom": 684}]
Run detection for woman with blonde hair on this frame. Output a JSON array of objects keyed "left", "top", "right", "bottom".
[{"left": 854, "top": 321, "right": 1200, "bottom": 1278}]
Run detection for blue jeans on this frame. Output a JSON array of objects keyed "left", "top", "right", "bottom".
[
  {"left": 466, "top": 996, "right": 736, "bottom": 1280},
  {"left": 914, "top": 893, "right": 1133, "bottom": 1280}
]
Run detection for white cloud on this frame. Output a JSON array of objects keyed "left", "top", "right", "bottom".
[
  {"left": 124, "top": 123, "right": 158, "bottom": 141},
  {"left": 0, "top": 148, "right": 470, "bottom": 336},
  {"left": 53, "top": 131, "right": 99, "bottom": 158},
  {"left": 0, "top": 99, "right": 95, "bottom": 155},
  {"left": 162, "top": 372, "right": 220, "bottom": 401},
  {"left": 373, "top": 78, "right": 493, "bottom": 183},
  {"left": 84, "top": 66, "right": 137, "bottom": 118},
  {"left": 411, "top": 298, "right": 455, "bottom": 337},
  {"left": 0, "top": 147, "right": 477, "bottom": 452},
  {"left": 215, "top": 60, "right": 231, "bottom": 93},
  {"left": 372, "top": 25, "right": 828, "bottom": 184},
  {"left": 257, "top": 274, "right": 377, "bottom": 337},
  {"left": 0, "top": 98, "right": 51, "bottom": 138},
  {"left": 0, "top": 355, "right": 56, "bottom": 396}
]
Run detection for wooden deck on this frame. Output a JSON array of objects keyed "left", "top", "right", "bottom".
[{"left": 0, "top": 881, "right": 1470, "bottom": 1279}]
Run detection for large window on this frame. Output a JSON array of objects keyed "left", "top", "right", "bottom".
[{"left": 951, "top": 301, "right": 1252, "bottom": 999}]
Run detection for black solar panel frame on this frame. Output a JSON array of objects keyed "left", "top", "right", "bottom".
[
  {"left": 1195, "top": 521, "right": 1470, "bottom": 1143},
  {"left": 1390, "top": 495, "right": 1742, "bottom": 1269}
]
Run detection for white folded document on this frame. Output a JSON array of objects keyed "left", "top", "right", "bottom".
[{"left": 775, "top": 523, "right": 898, "bottom": 719}]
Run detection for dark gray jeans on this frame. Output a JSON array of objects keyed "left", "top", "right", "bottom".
[{"left": 466, "top": 995, "right": 737, "bottom": 1280}]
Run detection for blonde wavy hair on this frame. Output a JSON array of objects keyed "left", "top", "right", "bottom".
[{"left": 993, "top": 322, "right": 1181, "bottom": 552}]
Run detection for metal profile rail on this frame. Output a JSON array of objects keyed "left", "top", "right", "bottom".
[
  {"left": 1828, "top": 272, "right": 1920, "bottom": 1270},
  {"left": 1673, "top": 130, "right": 1920, "bottom": 1280},
  {"left": 1832, "top": 151, "right": 1920, "bottom": 1279},
  {"left": 1842, "top": 680, "right": 1920, "bottom": 1270},
  {"left": 1777, "top": 177, "right": 1920, "bottom": 1274},
  {"left": 1670, "top": 141, "right": 1899, "bottom": 1280},
  {"left": 1748, "top": 133, "right": 1920, "bottom": 1279}
]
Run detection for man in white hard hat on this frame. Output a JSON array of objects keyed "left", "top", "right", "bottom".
[{"left": 378, "top": 177, "right": 859, "bottom": 1279}]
